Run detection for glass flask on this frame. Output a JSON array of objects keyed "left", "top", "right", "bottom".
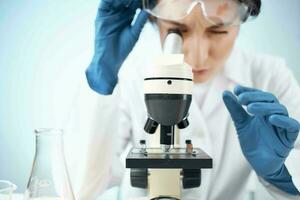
[
  {"left": 0, "top": 180, "right": 17, "bottom": 200},
  {"left": 24, "top": 129, "right": 75, "bottom": 200}
]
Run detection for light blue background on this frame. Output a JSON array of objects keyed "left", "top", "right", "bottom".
[{"left": 0, "top": 0, "right": 299, "bottom": 198}]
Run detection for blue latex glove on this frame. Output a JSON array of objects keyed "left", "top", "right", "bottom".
[
  {"left": 223, "top": 85, "right": 300, "bottom": 195},
  {"left": 86, "top": 0, "right": 149, "bottom": 95}
]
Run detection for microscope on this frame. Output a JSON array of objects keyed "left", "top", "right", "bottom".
[{"left": 126, "top": 31, "right": 213, "bottom": 200}]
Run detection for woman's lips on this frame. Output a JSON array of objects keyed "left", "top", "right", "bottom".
[{"left": 192, "top": 69, "right": 209, "bottom": 75}]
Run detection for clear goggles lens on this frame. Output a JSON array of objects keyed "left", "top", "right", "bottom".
[{"left": 143, "top": 0, "right": 251, "bottom": 26}]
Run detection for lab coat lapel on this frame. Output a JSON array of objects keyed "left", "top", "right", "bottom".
[
  {"left": 187, "top": 94, "right": 213, "bottom": 157},
  {"left": 188, "top": 72, "right": 230, "bottom": 157},
  {"left": 190, "top": 71, "right": 228, "bottom": 162},
  {"left": 200, "top": 47, "right": 253, "bottom": 119},
  {"left": 201, "top": 73, "right": 229, "bottom": 119},
  {"left": 223, "top": 47, "right": 253, "bottom": 87},
  {"left": 185, "top": 79, "right": 229, "bottom": 200},
  {"left": 186, "top": 46, "right": 252, "bottom": 157}
]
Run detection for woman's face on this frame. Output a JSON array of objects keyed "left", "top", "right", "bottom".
[{"left": 156, "top": 4, "right": 240, "bottom": 83}]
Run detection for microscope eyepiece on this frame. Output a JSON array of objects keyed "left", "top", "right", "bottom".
[
  {"left": 163, "top": 31, "right": 183, "bottom": 54},
  {"left": 167, "top": 29, "right": 183, "bottom": 37}
]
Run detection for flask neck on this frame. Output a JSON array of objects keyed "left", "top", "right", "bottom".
[
  {"left": 35, "top": 129, "right": 64, "bottom": 156},
  {"left": 25, "top": 129, "right": 75, "bottom": 199}
]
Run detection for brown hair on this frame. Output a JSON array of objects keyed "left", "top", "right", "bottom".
[{"left": 239, "top": 0, "right": 262, "bottom": 17}]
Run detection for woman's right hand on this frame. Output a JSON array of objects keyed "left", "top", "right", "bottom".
[{"left": 86, "top": 0, "right": 149, "bottom": 95}]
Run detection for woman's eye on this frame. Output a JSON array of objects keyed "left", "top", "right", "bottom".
[
  {"left": 209, "top": 30, "right": 228, "bottom": 34},
  {"left": 168, "top": 27, "right": 188, "bottom": 34}
]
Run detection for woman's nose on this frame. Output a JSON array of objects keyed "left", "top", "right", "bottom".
[{"left": 183, "top": 33, "right": 209, "bottom": 69}]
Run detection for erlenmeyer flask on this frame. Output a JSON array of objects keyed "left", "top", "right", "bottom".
[{"left": 24, "top": 129, "right": 75, "bottom": 200}]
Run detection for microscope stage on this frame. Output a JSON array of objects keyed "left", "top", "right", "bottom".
[{"left": 126, "top": 148, "right": 212, "bottom": 169}]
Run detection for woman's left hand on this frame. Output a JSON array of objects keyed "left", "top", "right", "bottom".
[{"left": 223, "top": 85, "right": 300, "bottom": 195}]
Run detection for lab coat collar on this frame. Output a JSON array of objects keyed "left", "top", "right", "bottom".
[
  {"left": 199, "top": 71, "right": 229, "bottom": 118},
  {"left": 223, "top": 47, "right": 253, "bottom": 87},
  {"left": 187, "top": 49, "right": 244, "bottom": 159},
  {"left": 189, "top": 47, "right": 253, "bottom": 140}
]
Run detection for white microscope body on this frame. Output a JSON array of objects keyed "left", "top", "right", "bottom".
[{"left": 126, "top": 31, "right": 213, "bottom": 200}]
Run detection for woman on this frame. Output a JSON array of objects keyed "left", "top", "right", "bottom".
[{"left": 84, "top": 0, "right": 300, "bottom": 199}]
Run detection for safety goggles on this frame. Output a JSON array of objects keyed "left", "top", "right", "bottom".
[{"left": 143, "top": 0, "right": 252, "bottom": 26}]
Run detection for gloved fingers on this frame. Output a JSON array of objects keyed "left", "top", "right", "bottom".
[
  {"left": 131, "top": 10, "right": 149, "bottom": 38},
  {"left": 269, "top": 114, "right": 300, "bottom": 136},
  {"left": 223, "top": 91, "right": 250, "bottom": 128},
  {"left": 237, "top": 91, "right": 279, "bottom": 105},
  {"left": 127, "top": 0, "right": 143, "bottom": 11},
  {"left": 99, "top": 0, "right": 141, "bottom": 13},
  {"left": 99, "top": 0, "right": 121, "bottom": 11},
  {"left": 247, "top": 102, "right": 288, "bottom": 117},
  {"left": 234, "top": 85, "right": 261, "bottom": 96}
]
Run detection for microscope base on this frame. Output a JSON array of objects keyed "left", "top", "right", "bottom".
[{"left": 126, "top": 147, "right": 213, "bottom": 200}]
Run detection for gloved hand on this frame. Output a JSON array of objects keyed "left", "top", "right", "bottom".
[
  {"left": 86, "top": 0, "right": 149, "bottom": 95},
  {"left": 223, "top": 85, "right": 300, "bottom": 195}
]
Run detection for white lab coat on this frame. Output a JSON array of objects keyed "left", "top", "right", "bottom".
[{"left": 67, "top": 23, "right": 300, "bottom": 200}]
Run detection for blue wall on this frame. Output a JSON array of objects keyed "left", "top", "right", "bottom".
[
  {"left": 0, "top": 0, "right": 299, "bottom": 194},
  {"left": 237, "top": 0, "right": 300, "bottom": 76},
  {"left": 0, "top": 0, "right": 98, "bottom": 191}
]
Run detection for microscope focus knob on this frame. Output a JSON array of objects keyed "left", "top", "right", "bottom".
[
  {"left": 130, "top": 168, "right": 148, "bottom": 189},
  {"left": 177, "top": 118, "right": 189, "bottom": 129},
  {"left": 181, "top": 169, "right": 201, "bottom": 189}
]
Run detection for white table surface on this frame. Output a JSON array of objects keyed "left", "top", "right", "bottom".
[
  {"left": 11, "top": 194, "right": 23, "bottom": 200},
  {"left": 0, "top": 194, "right": 23, "bottom": 200},
  {"left": 4, "top": 194, "right": 63, "bottom": 200}
]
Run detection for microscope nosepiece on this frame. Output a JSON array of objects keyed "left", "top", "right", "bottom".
[{"left": 144, "top": 63, "right": 193, "bottom": 126}]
